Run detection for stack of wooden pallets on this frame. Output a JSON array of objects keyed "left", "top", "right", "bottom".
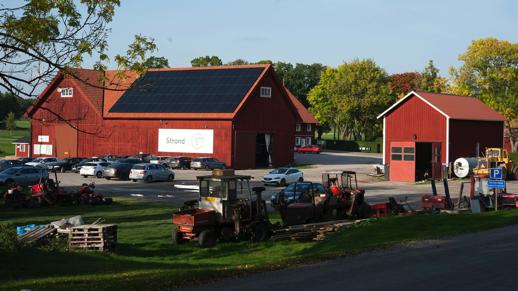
[{"left": 68, "top": 224, "right": 117, "bottom": 251}]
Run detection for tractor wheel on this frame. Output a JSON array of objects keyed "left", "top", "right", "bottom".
[
  {"left": 198, "top": 229, "right": 217, "bottom": 248},
  {"left": 251, "top": 223, "right": 270, "bottom": 242},
  {"left": 220, "top": 226, "right": 235, "bottom": 242},
  {"left": 356, "top": 202, "right": 372, "bottom": 219},
  {"left": 280, "top": 179, "right": 286, "bottom": 187},
  {"left": 171, "top": 228, "right": 185, "bottom": 245}
]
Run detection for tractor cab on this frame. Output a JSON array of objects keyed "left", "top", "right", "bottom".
[{"left": 198, "top": 174, "right": 253, "bottom": 221}]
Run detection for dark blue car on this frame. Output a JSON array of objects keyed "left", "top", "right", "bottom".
[{"left": 271, "top": 182, "right": 327, "bottom": 205}]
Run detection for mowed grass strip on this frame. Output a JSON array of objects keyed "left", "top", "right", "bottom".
[
  {"left": 0, "top": 120, "right": 30, "bottom": 156},
  {"left": 1, "top": 199, "right": 518, "bottom": 290}
]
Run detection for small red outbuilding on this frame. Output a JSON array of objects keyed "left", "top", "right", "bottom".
[
  {"left": 378, "top": 91, "right": 506, "bottom": 182},
  {"left": 26, "top": 65, "right": 314, "bottom": 169}
]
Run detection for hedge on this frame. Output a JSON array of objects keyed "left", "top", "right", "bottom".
[{"left": 321, "top": 139, "right": 382, "bottom": 153}]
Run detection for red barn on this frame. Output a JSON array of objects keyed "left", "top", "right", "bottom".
[
  {"left": 378, "top": 91, "right": 505, "bottom": 182},
  {"left": 26, "top": 65, "right": 314, "bottom": 169}
]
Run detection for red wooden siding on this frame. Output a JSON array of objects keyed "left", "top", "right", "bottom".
[
  {"left": 384, "top": 95, "right": 447, "bottom": 164},
  {"left": 233, "top": 70, "right": 296, "bottom": 168},
  {"left": 449, "top": 119, "right": 504, "bottom": 160}
]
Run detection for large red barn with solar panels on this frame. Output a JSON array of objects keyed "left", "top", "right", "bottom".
[
  {"left": 378, "top": 91, "right": 506, "bottom": 182},
  {"left": 26, "top": 65, "right": 316, "bottom": 169}
]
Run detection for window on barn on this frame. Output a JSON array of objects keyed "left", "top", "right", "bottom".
[
  {"left": 391, "top": 147, "right": 402, "bottom": 160},
  {"left": 295, "top": 137, "right": 301, "bottom": 146},
  {"left": 296, "top": 123, "right": 301, "bottom": 132},
  {"left": 19, "top": 144, "right": 25, "bottom": 152},
  {"left": 260, "top": 86, "right": 272, "bottom": 98},
  {"left": 403, "top": 147, "right": 415, "bottom": 161},
  {"left": 59, "top": 87, "right": 73, "bottom": 97},
  {"left": 306, "top": 137, "right": 311, "bottom": 145},
  {"left": 307, "top": 124, "right": 312, "bottom": 132}
]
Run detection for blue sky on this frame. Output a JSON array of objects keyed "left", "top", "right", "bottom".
[{"left": 97, "top": 0, "right": 517, "bottom": 76}]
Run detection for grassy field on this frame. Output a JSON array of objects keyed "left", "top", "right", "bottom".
[
  {"left": 2, "top": 198, "right": 518, "bottom": 290},
  {"left": 0, "top": 120, "right": 30, "bottom": 157}
]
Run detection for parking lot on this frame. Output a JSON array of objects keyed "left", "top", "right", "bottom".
[{"left": 55, "top": 151, "right": 518, "bottom": 209}]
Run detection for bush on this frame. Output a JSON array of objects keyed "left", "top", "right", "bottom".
[
  {"left": 0, "top": 223, "right": 21, "bottom": 252},
  {"left": 321, "top": 140, "right": 382, "bottom": 153}
]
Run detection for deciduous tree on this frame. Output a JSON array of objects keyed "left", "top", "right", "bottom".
[
  {"left": 191, "top": 56, "right": 223, "bottom": 67},
  {"left": 450, "top": 38, "right": 518, "bottom": 151},
  {"left": 390, "top": 72, "right": 421, "bottom": 98},
  {"left": 143, "top": 56, "right": 169, "bottom": 68},
  {"left": 5, "top": 112, "right": 15, "bottom": 135}
]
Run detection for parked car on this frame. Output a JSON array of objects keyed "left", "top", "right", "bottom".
[
  {"left": 149, "top": 156, "right": 171, "bottom": 166},
  {"left": 79, "top": 161, "right": 111, "bottom": 178},
  {"left": 0, "top": 160, "right": 21, "bottom": 172},
  {"left": 167, "top": 156, "right": 192, "bottom": 169},
  {"left": 99, "top": 154, "right": 119, "bottom": 162},
  {"left": 129, "top": 163, "right": 175, "bottom": 183},
  {"left": 53, "top": 157, "right": 87, "bottom": 172},
  {"left": 190, "top": 157, "right": 226, "bottom": 170},
  {"left": 261, "top": 167, "right": 304, "bottom": 186},
  {"left": 270, "top": 182, "right": 327, "bottom": 205},
  {"left": 0, "top": 166, "right": 49, "bottom": 186},
  {"left": 25, "top": 157, "right": 59, "bottom": 168},
  {"left": 103, "top": 158, "right": 142, "bottom": 180},
  {"left": 72, "top": 158, "right": 107, "bottom": 173},
  {"left": 16, "top": 157, "right": 33, "bottom": 164},
  {"left": 295, "top": 144, "right": 321, "bottom": 154}
]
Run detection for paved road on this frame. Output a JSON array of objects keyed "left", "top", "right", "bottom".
[{"left": 182, "top": 224, "right": 518, "bottom": 291}]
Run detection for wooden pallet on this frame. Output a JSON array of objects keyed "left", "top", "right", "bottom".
[{"left": 68, "top": 224, "right": 117, "bottom": 251}]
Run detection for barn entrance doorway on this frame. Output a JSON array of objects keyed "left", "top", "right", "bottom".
[
  {"left": 415, "top": 142, "right": 432, "bottom": 181},
  {"left": 255, "top": 133, "right": 271, "bottom": 167}
]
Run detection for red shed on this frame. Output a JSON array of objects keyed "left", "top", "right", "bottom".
[
  {"left": 12, "top": 137, "right": 30, "bottom": 158},
  {"left": 26, "top": 65, "right": 308, "bottom": 169},
  {"left": 378, "top": 91, "right": 505, "bottom": 182}
]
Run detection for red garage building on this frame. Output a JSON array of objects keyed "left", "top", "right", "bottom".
[
  {"left": 378, "top": 91, "right": 505, "bottom": 182},
  {"left": 27, "top": 65, "right": 311, "bottom": 169}
]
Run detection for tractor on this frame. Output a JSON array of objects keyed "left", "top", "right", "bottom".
[
  {"left": 473, "top": 148, "right": 518, "bottom": 180},
  {"left": 271, "top": 170, "right": 371, "bottom": 226},
  {"left": 171, "top": 170, "right": 271, "bottom": 247}
]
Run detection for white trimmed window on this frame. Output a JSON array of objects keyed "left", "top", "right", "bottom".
[
  {"left": 260, "top": 86, "right": 272, "bottom": 98},
  {"left": 306, "top": 137, "right": 311, "bottom": 145},
  {"left": 59, "top": 87, "right": 73, "bottom": 97},
  {"left": 19, "top": 144, "right": 26, "bottom": 152},
  {"left": 296, "top": 123, "right": 301, "bottom": 132},
  {"left": 307, "top": 124, "right": 312, "bottom": 132},
  {"left": 295, "top": 137, "right": 301, "bottom": 146}
]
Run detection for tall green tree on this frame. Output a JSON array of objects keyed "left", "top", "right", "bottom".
[
  {"left": 226, "top": 59, "right": 249, "bottom": 66},
  {"left": 308, "top": 59, "right": 394, "bottom": 141},
  {"left": 273, "top": 62, "right": 325, "bottom": 108},
  {"left": 419, "top": 60, "right": 448, "bottom": 93},
  {"left": 143, "top": 56, "right": 169, "bottom": 68},
  {"left": 450, "top": 38, "right": 518, "bottom": 150},
  {"left": 191, "top": 56, "right": 223, "bottom": 67},
  {"left": 1, "top": 0, "right": 158, "bottom": 97},
  {"left": 5, "top": 112, "right": 15, "bottom": 136}
]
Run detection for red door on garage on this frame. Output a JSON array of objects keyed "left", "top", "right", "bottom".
[
  {"left": 55, "top": 124, "right": 77, "bottom": 158},
  {"left": 389, "top": 141, "right": 415, "bottom": 182}
]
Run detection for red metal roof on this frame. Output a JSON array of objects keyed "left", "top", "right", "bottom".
[
  {"left": 378, "top": 91, "right": 506, "bottom": 122},
  {"left": 285, "top": 88, "right": 318, "bottom": 124}
]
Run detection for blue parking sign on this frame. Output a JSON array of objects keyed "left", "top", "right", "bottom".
[
  {"left": 490, "top": 168, "right": 503, "bottom": 179},
  {"left": 488, "top": 179, "right": 506, "bottom": 189}
]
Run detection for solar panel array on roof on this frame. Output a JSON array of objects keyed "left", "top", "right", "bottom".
[{"left": 108, "top": 67, "right": 264, "bottom": 113}]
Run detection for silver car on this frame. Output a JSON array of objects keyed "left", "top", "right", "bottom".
[
  {"left": 0, "top": 166, "right": 49, "bottom": 186},
  {"left": 129, "top": 163, "right": 175, "bottom": 183}
]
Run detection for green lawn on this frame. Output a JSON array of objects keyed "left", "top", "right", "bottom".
[
  {"left": 2, "top": 199, "right": 518, "bottom": 290},
  {"left": 0, "top": 119, "right": 30, "bottom": 157}
]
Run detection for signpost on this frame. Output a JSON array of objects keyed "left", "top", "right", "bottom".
[{"left": 488, "top": 168, "right": 505, "bottom": 211}]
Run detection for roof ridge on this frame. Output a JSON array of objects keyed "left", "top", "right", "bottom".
[{"left": 415, "top": 90, "right": 476, "bottom": 99}]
